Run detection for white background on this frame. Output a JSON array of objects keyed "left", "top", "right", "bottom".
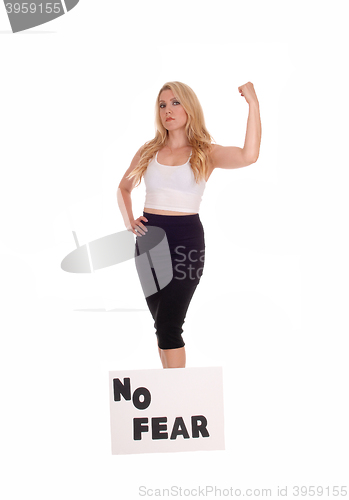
[{"left": 1, "top": 1, "right": 348, "bottom": 498}]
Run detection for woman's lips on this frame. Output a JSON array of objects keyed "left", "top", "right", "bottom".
[{"left": 166, "top": 118, "right": 174, "bottom": 121}]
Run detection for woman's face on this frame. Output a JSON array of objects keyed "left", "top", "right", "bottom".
[{"left": 159, "top": 89, "right": 188, "bottom": 132}]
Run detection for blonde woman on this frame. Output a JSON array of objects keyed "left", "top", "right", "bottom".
[{"left": 117, "top": 81, "right": 261, "bottom": 369}]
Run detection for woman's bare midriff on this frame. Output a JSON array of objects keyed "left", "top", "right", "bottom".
[{"left": 144, "top": 208, "right": 197, "bottom": 216}]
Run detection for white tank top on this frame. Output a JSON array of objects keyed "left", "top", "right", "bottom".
[{"left": 143, "top": 150, "right": 206, "bottom": 213}]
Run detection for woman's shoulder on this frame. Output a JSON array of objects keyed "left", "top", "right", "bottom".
[
  {"left": 207, "top": 143, "right": 227, "bottom": 163},
  {"left": 133, "top": 143, "right": 150, "bottom": 163},
  {"left": 207, "top": 143, "right": 219, "bottom": 154}
]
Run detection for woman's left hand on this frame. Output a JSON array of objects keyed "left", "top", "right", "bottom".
[{"left": 238, "top": 82, "right": 259, "bottom": 105}]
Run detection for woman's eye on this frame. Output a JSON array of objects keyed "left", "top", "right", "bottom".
[{"left": 159, "top": 101, "right": 180, "bottom": 108}]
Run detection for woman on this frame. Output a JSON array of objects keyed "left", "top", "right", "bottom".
[{"left": 117, "top": 81, "right": 261, "bottom": 369}]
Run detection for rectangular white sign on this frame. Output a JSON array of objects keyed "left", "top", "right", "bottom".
[{"left": 109, "top": 367, "right": 225, "bottom": 455}]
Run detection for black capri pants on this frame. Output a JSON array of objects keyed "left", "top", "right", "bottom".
[{"left": 134, "top": 211, "right": 205, "bottom": 350}]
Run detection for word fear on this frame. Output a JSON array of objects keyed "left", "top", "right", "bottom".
[{"left": 134, "top": 415, "right": 209, "bottom": 440}]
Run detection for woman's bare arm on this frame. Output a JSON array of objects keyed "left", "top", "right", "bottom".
[
  {"left": 117, "top": 146, "right": 148, "bottom": 235},
  {"left": 210, "top": 83, "right": 261, "bottom": 170}
]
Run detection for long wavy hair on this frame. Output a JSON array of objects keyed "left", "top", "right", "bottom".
[{"left": 127, "top": 81, "right": 215, "bottom": 188}]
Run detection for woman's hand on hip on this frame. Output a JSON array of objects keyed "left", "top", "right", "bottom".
[{"left": 127, "top": 216, "right": 149, "bottom": 236}]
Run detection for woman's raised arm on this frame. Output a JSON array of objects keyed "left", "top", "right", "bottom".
[{"left": 210, "top": 82, "right": 261, "bottom": 170}]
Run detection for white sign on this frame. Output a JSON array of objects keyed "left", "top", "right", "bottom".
[{"left": 109, "top": 367, "right": 225, "bottom": 455}]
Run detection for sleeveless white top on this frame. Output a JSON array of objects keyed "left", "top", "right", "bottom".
[{"left": 143, "top": 150, "right": 206, "bottom": 213}]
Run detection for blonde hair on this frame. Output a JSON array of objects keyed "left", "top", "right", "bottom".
[{"left": 127, "top": 81, "right": 215, "bottom": 188}]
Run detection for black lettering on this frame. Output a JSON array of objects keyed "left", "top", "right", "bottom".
[
  {"left": 170, "top": 417, "right": 190, "bottom": 440},
  {"left": 132, "top": 387, "right": 151, "bottom": 410},
  {"left": 113, "top": 377, "right": 131, "bottom": 402},
  {"left": 133, "top": 418, "right": 149, "bottom": 440},
  {"left": 191, "top": 415, "right": 209, "bottom": 438},
  {"left": 152, "top": 417, "right": 168, "bottom": 440}
]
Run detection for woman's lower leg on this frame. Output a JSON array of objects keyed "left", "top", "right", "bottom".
[
  {"left": 158, "top": 346, "right": 166, "bottom": 368},
  {"left": 157, "top": 345, "right": 186, "bottom": 369}
]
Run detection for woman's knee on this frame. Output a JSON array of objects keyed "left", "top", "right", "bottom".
[{"left": 156, "top": 329, "right": 185, "bottom": 350}]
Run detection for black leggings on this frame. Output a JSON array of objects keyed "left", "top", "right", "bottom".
[{"left": 134, "top": 211, "right": 205, "bottom": 349}]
